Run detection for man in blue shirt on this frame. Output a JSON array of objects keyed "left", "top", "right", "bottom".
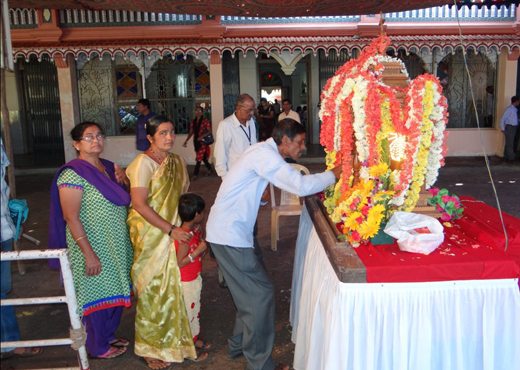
[
  {"left": 206, "top": 119, "right": 341, "bottom": 370},
  {"left": 135, "top": 98, "right": 155, "bottom": 151},
  {"left": 499, "top": 96, "right": 519, "bottom": 163}
]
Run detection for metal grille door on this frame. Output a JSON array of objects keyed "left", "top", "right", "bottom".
[{"left": 20, "top": 56, "right": 65, "bottom": 166}]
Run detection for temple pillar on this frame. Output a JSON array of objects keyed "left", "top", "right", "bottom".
[
  {"left": 55, "top": 54, "right": 80, "bottom": 163},
  {"left": 430, "top": 49, "right": 448, "bottom": 78},
  {"left": 291, "top": 74, "right": 300, "bottom": 107},
  {"left": 309, "top": 53, "right": 320, "bottom": 145},
  {"left": 209, "top": 50, "right": 224, "bottom": 140},
  {"left": 239, "top": 50, "right": 259, "bottom": 102},
  {"left": 4, "top": 70, "right": 24, "bottom": 154}
]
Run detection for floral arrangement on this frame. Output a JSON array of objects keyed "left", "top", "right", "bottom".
[
  {"left": 427, "top": 187, "right": 464, "bottom": 222},
  {"left": 325, "top": 163, "right": 395, "bottom": 245},
  {"left": 319, "top": 35, "right": 449, "bottom": 246}
]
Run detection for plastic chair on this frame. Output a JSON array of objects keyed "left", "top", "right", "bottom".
[{"left": 270, "top": 164, "right": 310, "bottom": 251}]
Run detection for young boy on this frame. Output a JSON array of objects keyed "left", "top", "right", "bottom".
[{"left": 175, "top": 193, "right": 212, "bottom": 352}]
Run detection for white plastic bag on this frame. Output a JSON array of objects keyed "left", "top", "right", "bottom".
[{"left": 384, "top": 212, "right": 444, "bottom": 255}]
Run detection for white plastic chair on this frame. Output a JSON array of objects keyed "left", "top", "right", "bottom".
[{"left": 270, "top": 163, "right": 310, "bottom": 251}]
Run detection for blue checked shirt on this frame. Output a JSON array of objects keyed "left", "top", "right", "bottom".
[{"left": 1, "top": 139, "right": 15, "bottom": 242}]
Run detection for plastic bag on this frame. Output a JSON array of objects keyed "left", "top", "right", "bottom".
[
  {"left": 9, "top": 199, "right": 29, "bottom": 242},
  {"left": 384, "top": 212, "right": 444, "bottom": 255}
]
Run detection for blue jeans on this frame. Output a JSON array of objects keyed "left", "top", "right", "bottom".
[{"left": 1, "top": 238, "right": 20, "bottom": 352}]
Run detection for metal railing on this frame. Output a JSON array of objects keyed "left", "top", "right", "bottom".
[
  {"left": 1, "top": 249, "right": 89, "bottom": 370},
  {"left": 59, "top": 9, "right": 202, "bottom": 27},
  {"left": 221, "top": 15, "right": 360, "bottom": 24},
  {"left": 9, "top": 8, "right": 38, "bottom": 28},
  {"left": 384, "top": 4, "right": 516, "bottom": 22}
]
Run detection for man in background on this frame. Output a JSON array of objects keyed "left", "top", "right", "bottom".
[
  {"left": 499, "top": 95, "right": 519, "bottom": 164},
  {"left": 214, "top": 94, "right": 258, "bottom": 178},
  {"left": 135, "top": 98, "right": 155, "bottom": 151},
  {"left": 272, "top": 99, "right": 281, "bottom": 122},
  {"left": 278, "top": 99, "right": 300, "bottom": 124}
]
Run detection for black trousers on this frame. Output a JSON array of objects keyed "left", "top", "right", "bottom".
[{"left": 193, "top": 157, "right": 212, "bottom": 176}]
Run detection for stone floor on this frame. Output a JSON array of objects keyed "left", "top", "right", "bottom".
[{"left": 2, "top": 155, "right": 519, "bottom": 370}]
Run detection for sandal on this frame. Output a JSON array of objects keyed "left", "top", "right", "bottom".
[
  {"left": 191, "top": 175, "right": 198, "bottom": 181},
  {"left": 194, "top": 337, "right": 212, "bottom": 351},
  {"left": 141, "top": 357, "right": 172, "bottom": 369},
  {"left": 1, "top": 347, "right": 43, "bottom": 359},
  {"left": 187, "top": 350, "right": 209, "bottom": 363},
  {"left": 89, "top": 346, "right": 126, "bottom": 359},
  {"left": 109, "top": 337, "right": 130, "bottom": 347}
]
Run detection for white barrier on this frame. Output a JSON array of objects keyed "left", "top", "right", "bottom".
[{"left": 1, "top": 249, "right": 89, "bottom": 370}]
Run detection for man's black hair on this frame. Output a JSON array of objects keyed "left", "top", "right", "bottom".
[
  {"left": 272, "top": 119, "right": 306, "bottom": 145},
  {"left": 138, "top": 98, "right": 151, "bottom": 109}
]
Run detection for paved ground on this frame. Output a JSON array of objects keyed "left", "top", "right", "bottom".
[{"left": 2, "top": 156, "right": 519, "bottom": 370}]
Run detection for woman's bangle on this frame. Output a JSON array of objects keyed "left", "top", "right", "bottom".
[
  {"left": 75, "top": 235, "right": 87, "bottom": 243},
  {"left": 188, "top": 253, "right": 195, "bottom": 263},
  {"left": 168, "top": 224, "right": 175, "bottom": 237}
]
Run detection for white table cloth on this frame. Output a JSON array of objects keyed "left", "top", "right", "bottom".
[{"left": 290, "top": 206, "right": 520, "bottom": 370}]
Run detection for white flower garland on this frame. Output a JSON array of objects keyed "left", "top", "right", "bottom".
[{"left": 425, "top": 84, "right": 448, "bottom": 188}]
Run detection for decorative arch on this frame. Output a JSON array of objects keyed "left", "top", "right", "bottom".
[
  {"left": 13, "top": 34, "right": 520, "bottom": 63},
  {"left": 260, "top": 72, "right": 282, "bottom": 87}
]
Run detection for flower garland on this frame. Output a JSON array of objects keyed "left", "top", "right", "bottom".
[
  {"left": 391, "top": 75, "right": 449, "bottom": 210},
  {"left": 319, "top": 35, "right": 449, "bottom": 243}
]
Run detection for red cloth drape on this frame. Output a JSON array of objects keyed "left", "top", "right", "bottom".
[{"left": 354, "top": 197, "right": 520, "bottom": 283}]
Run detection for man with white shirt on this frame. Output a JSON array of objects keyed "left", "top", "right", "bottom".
[
  {"left": 277, "top": 98, "right": 300, "bottom": 124},
  {"left": 214, "top": 94, "right": 258, "bottom": 178},
  {"left": 499, "top": 96, "right": 519, "bottom": 163},
  {"left": 213, "top": 94, "right": 259, "bottom": 287},
  {"left": 207, "top": 119, "right": 341, "bottom": 370}
]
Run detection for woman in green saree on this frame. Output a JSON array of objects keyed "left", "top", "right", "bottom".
[{"left": 126, "top": 115, "right": 206, "bottom": 369}]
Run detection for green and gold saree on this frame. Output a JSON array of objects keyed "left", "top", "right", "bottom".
[{"left": 126, "top": 153, "right": 196, "bottom": 362}]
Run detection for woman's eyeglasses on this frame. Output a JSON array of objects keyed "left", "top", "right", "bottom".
[{"left": 80, "top": 134, "right": 106, "bottom": 142}]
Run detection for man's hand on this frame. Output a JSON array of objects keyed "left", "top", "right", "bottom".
[{"left": 331, "top": 165, "right": 343, "bottom": 179}]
